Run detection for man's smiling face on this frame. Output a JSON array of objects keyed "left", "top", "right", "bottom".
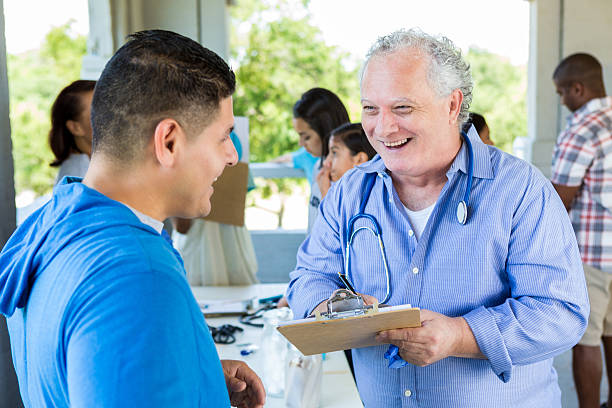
[{"left": 360, "top": 49, "right": 461, "bottom": 180}]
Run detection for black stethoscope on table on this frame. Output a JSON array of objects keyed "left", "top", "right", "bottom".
[{"left": 337, "top": 131, "right": 475, "bottom": 304}]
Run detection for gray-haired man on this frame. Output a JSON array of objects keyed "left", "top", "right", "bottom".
[{"left": 287, "top": 29, "right": 589, "bottom": 407}]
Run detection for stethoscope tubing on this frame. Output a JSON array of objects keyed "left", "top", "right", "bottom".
[{"left": 341, "top": 130, "right": 474, "bottom": 304}]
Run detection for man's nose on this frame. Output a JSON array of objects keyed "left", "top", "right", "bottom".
[
  {"left": 227, "top": 142, "right": 239, "bottom": 166},
  {"left": 375, "top": 110, "right": 399, "bottom": 136}
]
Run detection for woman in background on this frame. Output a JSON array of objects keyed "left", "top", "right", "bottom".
[
  {"left": 290, "top": 88, "right": 350, "bottom": 230},
  {"left": 49, "top": 80, "right": 96, "bottom": 183}
]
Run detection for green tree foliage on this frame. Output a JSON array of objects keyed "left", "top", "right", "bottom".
[
  {"left": 466, "top": 47, "right": 527, "bottom": 152},
  {"left": 230, "top": 0, "right": 362, "bottom": 227},
  {"left": 230, "top": 0, "right": 361, "bottom": 163},
  {"left": 9, "top": 21, "right": 87, "bottom": 195}
]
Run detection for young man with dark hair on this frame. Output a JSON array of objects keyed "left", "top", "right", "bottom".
[
  {"left": 551, "top": 52, "right": 612, "bottom": 408},
  {"left": 0, "top": 30, "right": 265, "bottom": 407}
]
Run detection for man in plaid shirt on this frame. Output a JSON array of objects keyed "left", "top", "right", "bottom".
[{"left": 551, "top": 53, "right": 612, "bottom": 408}]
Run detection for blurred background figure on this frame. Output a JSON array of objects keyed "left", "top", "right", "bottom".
[
  {"left": 272, "top": 147, "right": 319, "bottom": 187},
  {"left": 274, "top": 88, "right": 350, "bottom": 230},
  {"left": 463, "top": 112, "right": 494, "bottom": 146},
  {"left": 318, "top": 122, "right": 377, "bottom": 198},
  {"left": 48, "top": 80, "right": 96, "bottom": 183}
]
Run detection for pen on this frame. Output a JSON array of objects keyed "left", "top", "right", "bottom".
[{"left": 338, "top": 273, "right": 357, "bottom": 294}]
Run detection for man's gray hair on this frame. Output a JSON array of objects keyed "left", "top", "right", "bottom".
[{"left": 361, "top": 29, "right": 473, "bottom": 124}]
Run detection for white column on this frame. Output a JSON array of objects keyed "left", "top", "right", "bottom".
[
  {"left": 526, "top": 0, "right": 562, "bottom": 177},
  {"left": 83, "top": 0, "right": 231, "bottom": 79},
  {"left": 81, "top": 0, "right": 115, "bottom": 80},
  {"left": 198, "top": 0, "right": 229, "bottom": 60},
  {"left": 0, "top": 0, "right": 23, "bottom": 403},
  {"left": 562, "top": 0, "right": 612, "bottom": 92}
]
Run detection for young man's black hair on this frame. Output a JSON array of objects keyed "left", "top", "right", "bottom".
[{"left": 91, "top": 29, "right": 236, "bottom": 162}]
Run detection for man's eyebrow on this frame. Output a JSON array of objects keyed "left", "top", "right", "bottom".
[
  {"left": 391, "top": 97, "right": 418, "bottom": 104},
  {"left": 360, "top": 97, "right": 419, "bottom": 104}
]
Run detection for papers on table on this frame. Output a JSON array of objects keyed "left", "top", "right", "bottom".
[{"left": 198, "top": 297, "right": 256, "bottom": 316}]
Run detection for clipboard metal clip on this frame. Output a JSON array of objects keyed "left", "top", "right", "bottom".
[{"left": 323, "top": 289, "right": 377, "bottom": 320}]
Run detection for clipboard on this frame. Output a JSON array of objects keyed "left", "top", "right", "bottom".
[
  {"left": 277, "top": 290, "right": 421, "bottom": 356},
  {"left": 202, "top": 162, "right": 248, "bottom": 226}
]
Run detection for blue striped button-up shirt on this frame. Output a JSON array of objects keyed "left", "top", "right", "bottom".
[{"left": 287, "top": 128, "right": 589, "bottom": 407}]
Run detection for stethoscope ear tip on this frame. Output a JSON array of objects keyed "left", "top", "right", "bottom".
[{"left": 456, "top": 201, "right": 468, "bottom": 225}]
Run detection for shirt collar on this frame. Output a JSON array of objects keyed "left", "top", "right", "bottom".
[
  {"left": 567, "top": 96, "right": 612, "bottom": 125},
  {"left": 357, "top": 125, "right": 493, "bottom": 180},
  {"left": 447, "top": 124, "right": 494, "bottom": 179},
  {"left": 124, "top": 204, "right": 165, "bottom": 234}
]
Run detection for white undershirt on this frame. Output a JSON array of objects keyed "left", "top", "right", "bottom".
[
  {"left": 125, "top": 204, "right": 164, "bottom": 234},
  {"left": 403, "top": 202, "right": 436, "bottom": 240}
]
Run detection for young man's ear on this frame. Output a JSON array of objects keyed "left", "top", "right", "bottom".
[
  {"left": 353, "top": 151, "right": 369, "bottom": 166},
  {"left": 153, "top": 119, "right": 183, "bottom": 167}
]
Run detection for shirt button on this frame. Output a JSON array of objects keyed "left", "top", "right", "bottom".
[
  {"left": 378, "top": 172, "right": 384, "bottom": 178},
  {"left": 404, "top": 389, "right": 412, "bottom": 397},
  {"left": 412, "top": 267, "right": 419, "bottom": 274},
  {"left": 408, "top": 230, "right": 414, "bottom": 237}
]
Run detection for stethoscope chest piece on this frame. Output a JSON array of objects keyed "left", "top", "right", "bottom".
[{"left": 456, "top": 200, "right": 468, "bottom": 225}]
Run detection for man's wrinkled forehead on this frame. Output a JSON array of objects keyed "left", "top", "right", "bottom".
[
  {"left": 361, "top": 50, "right": 429, "bottom": 96},
  {"left": 362, "top": 49, "right": 427, "bottom": 84}
]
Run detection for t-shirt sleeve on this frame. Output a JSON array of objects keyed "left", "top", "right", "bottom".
[
  {"left": 292, "top": 148, "right": 319, "bottom": 185},
  {"left": 551, "top": 129, "right": 594, "bottom": 186},
  {"left": 63, "top": 268, "right": 229, "bottom": 407}
]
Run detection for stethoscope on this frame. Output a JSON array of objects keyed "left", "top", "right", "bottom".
[{"left": 338, "top": 131, "right": 474, "bottom": 304}]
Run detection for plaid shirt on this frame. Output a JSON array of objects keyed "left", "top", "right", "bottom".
[{"left": 551, "top": 96, "right": 612, "bottom": 272}]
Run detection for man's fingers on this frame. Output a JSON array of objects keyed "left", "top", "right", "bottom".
[
  {"left": 222, "top": 360, "right": 266, "bottom": 406},
  {"left": 418, "top": 308, "right": 439, "bottom": 321},
  {"left": 236, "top": 365, "right": 266, "bottom": 404},
  {"left": 360, "top": 293, "right": 379, "bottom": 305},
  {"left": 377, "top": 327, "right": 427, "bottom": 343},
  {"left": 228, "top": 376, "right": 247, "bottom": 392}
]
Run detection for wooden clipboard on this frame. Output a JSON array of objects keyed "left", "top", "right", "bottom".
[
  {"left": 202, "top": 162, "right": 248, "bottom": 226},
  {"left": 277, "top": 306, "right": 420, "bottom": 356}
]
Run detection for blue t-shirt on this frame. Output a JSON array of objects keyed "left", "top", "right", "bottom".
[
  {"left": 292, "top": 147, "right": 319, "bottom": 185},
  {"left": 0, "top": 178, "right": 230, "bottom": 407}
]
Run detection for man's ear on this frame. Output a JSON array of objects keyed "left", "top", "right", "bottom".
[
  {"left": 66, "top": 119, "right": 84, "bottom": 137},
  {"left": 153, "top": 118, "right": 183, "bottom": 168},
  {"left": 572, "top": 81, "right": 585, "bottom": 97},
  {"left": 448, "top": 89, "right": 464, "bottom": 124},
  {"left": 353, "top": 151, "right": 369, "bottom": 166}
]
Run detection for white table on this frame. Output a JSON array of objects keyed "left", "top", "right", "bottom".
[{"left": 191, "top": 284, "right": 363, "bottom": 407}]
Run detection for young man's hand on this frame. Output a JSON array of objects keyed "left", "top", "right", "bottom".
[{"left": 221, "top": 360, "right": 266, "bottom": 408}]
